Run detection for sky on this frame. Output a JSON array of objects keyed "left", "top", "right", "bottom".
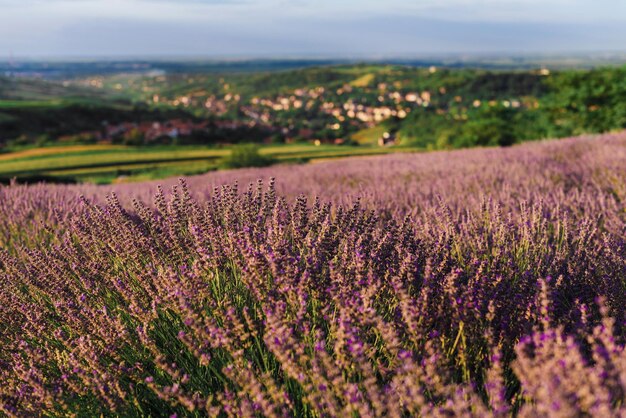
[{"left": 0, "top": 0, "right": 625, "bottom": 58}]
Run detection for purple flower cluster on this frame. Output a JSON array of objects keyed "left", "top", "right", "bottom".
[{"left": 0, "top": 132, "right": 625, "bottom": 416}]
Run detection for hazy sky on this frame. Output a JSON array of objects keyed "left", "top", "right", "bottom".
[{"left": 1, "top": 0, "right": 625, "bottom": 58}]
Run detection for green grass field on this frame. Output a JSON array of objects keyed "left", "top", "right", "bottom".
[
  {"left": 0, "top": 100, "right": 65, "bottom": 109},
  {"left": 0, "top": 143, "right": 411, "bottom": 184},
  {"left": 349, "top": 73, "right": 375, "bottom": 87},
  {"left": 351, "top": 125, "right": 389, "bottom": 145}
]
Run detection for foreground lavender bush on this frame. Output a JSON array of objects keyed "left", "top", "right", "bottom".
[{"left": 1, "top": 132, "right": 625, "bottom": 416}]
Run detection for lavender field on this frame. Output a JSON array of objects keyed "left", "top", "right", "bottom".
[{"left": 1, "top": 132, "right": 625, "bottom": 417}]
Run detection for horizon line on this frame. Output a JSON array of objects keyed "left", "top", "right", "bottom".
[{"left": 5, "top": 50, "right": 626, "bottom": 62}]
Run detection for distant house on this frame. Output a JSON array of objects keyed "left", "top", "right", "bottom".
[
  {"left": 98, "top": 119, "right": 212, "bottom": 144},
  {"left": 405, "top": 93, "right": 419, "bottom": 102},
  {"left": 168, "top": 128, "right": 180, "bottom": 139},
  {"left": 298, "top": 128, "right": 314, "bottom": 139},
  {"left": 378, "top": 132, "right": 397, "bottom": 147}
]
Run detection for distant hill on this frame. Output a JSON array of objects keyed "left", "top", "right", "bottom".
[
  {"left": 2, "top": 54, "right": 626, "bottom": 79},
  {"left": 106, "top": 63, "right": 623, "bottom": 148},
  {"left": 1, "top": 63, "right": 624, "bottom": 151},
  {"left": 0, "top": 76, "right": 118, "bottom": 101}
]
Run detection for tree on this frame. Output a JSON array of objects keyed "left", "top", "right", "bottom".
[
  {"left": 460, "top": 117, "right": 515, "bottom": 147},
  {"left": 123, "top": 128, "right": 145, "bottom": 146}
]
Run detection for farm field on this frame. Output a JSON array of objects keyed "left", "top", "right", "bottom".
[
  {"left": 0, "top": 143, "right": 406, "bottom": 183},
  {"left": 1, "top": 131, "right": 625, "bottom": 416}
]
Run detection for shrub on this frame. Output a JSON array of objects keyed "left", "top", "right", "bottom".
[{"left": 221, "top": 144, "right": 276, "bottom": 169}]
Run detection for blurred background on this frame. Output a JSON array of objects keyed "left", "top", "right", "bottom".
[{"left": 1, "top": 0, "right": 624, "bottom": 184}]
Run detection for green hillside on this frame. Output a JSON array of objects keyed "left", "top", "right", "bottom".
[{"left": 1, "top": 63, "right": 624, "bottom": 156}]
